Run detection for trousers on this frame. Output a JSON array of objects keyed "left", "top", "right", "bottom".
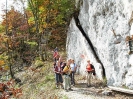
[
  {"left": 64, "top": 75, "right": 71, "bottom": 90},
  {"left": 86, "top": 72, "right": 92, "bottom": 86}
]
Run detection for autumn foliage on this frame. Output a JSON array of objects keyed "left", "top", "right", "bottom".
[
  {"left": 0, "top": 79, "right": 22, "bottom": 99},
  {"left": 0, "top": 0, "right": 76, "bottom": 98}
]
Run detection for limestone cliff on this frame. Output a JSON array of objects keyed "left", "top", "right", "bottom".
[{"left": 67, "top": 0, "right": 133, "bottom": 89}]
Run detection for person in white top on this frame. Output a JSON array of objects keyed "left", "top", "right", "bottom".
[{"left": 70, "top": 59, "right": 77, "bottom": 86}]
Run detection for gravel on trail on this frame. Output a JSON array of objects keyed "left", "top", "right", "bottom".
[{"left": 58, "top": 74, "right": 133, "bottom": 99}]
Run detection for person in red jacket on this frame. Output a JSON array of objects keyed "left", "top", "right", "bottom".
[{"left": 86, "top": 60, "right": 94, "bottom": 87}]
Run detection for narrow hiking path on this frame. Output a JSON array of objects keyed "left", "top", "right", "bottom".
[{"left": 58, "top": 74, "right": 133, "bottom": 99}]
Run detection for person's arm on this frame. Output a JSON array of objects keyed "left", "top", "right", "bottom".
[
  {"left": 54, "top": 66, "right": 59, "bottom": 73},
  {"left": 54, "top": 66, "right": 57, "bottom": 73},
  {"left": 53, "top": 53, "right": 56, "bottom": 58},
  {"left": 74, "top": 64, "right": 77, "bottom": 71}
]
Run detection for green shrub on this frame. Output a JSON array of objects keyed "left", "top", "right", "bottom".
[
  {"left": 45, "top": 74, "right": 55, "bottom": 82},
  {"left": 35, "top": 60, "right": 44, "bottom": 67}
]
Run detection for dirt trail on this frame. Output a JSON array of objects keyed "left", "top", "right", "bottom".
[{"left": 59, "top": 74, "right": 133, "bottom": 99}]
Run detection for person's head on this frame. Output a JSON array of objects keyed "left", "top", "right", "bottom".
[
  {"left": 87, "top": 60, "right": 90, "bottom": 63},
  {"left": 67, "top": 59, "right": 71, "bottom": 66},
  {"left": 54, "top": 47, "right": 58, "bottom": 52},
  {"left": 71, "top": 59, "right": 74, "bottom": 63},
  {"left": 69, "top": 59, "right": 73, "bottom": 63}
]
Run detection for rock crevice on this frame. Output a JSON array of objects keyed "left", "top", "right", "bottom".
[{"left": 73, "top": 10, "right": 106, "bottom": 77}]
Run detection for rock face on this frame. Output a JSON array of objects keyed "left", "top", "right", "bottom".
[{"left": 66, "top": 0, "right": 133, "bottom": 89}]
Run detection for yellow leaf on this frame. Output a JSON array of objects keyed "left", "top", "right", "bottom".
[
  {"left": 0, "top": 60, "right": 5, "bottom": 66},
  {"left": 4, "top": 65, "right": 9, "bottom": 70}
]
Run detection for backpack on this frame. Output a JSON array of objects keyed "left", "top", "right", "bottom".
[
  {"left": 63, "top": 65, "right": 69, "bottom": 72},
  {"left": 63, "top": 65, "right": 71, "bottom": 75},
  {"left": 91, "top": 64, "right": 96, "bottom": 76},
  {"left": 90, "top": 64, "right": 94, "bottom": 69}
]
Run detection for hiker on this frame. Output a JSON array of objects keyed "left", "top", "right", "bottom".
[
  {"left": 54, "top": 60, "right": 64, "bottom": 89},
  {"left": 86, "top": 60, "right": 94, "bottom": 87},
  {"left": 70, "top": 59, "right": 77, "bottom": 86},
  {"left": 62, "top": 59, "right": 73, "bottom": 92}
]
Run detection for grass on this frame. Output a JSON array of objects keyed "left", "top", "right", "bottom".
[
  {"left": 0, "top": 50, "right": 68, "bottom": 99},
  {"left": 122, "top": 85, "right": 129, "bottom": 89},
  {"left": 14, "top": 60, "right": 61, "bottom": 99},
  {"left": 16, "top": 50, "right": 67, "bottom": 99},
  {"left": 61, "top": 95, "right": 69, "bottom": 99},
  {"left": 102, "top": 77, "right": 107, "bottom": 87}
]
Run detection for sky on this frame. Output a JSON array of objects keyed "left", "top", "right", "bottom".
[
  {"left": 0, "top": 0, "right": 13, "bottom": 22},
  {"left": 0, "top": 0, "right": 27, "bottom": 22}
]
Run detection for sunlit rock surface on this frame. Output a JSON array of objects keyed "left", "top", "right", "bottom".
[{"left": 67, "top": 0, "right": 133, "bottom": 89}]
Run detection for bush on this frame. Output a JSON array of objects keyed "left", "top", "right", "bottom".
[{"left": 34, "top": 60, "right": 44, "bottom": 67}]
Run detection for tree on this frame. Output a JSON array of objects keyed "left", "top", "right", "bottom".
[
  {"left": 1, "top": 6, "right": 34, "bottom": 79},
  {"left": 27, "top": 0, "right": 75, "bottom": 49},
  {"left": 0, "top": 0, "right": 76, "bottom": 79}
]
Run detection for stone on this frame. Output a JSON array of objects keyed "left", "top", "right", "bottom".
[{"left": 102, "top": 90, "right": 113, "bottom": 96}]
